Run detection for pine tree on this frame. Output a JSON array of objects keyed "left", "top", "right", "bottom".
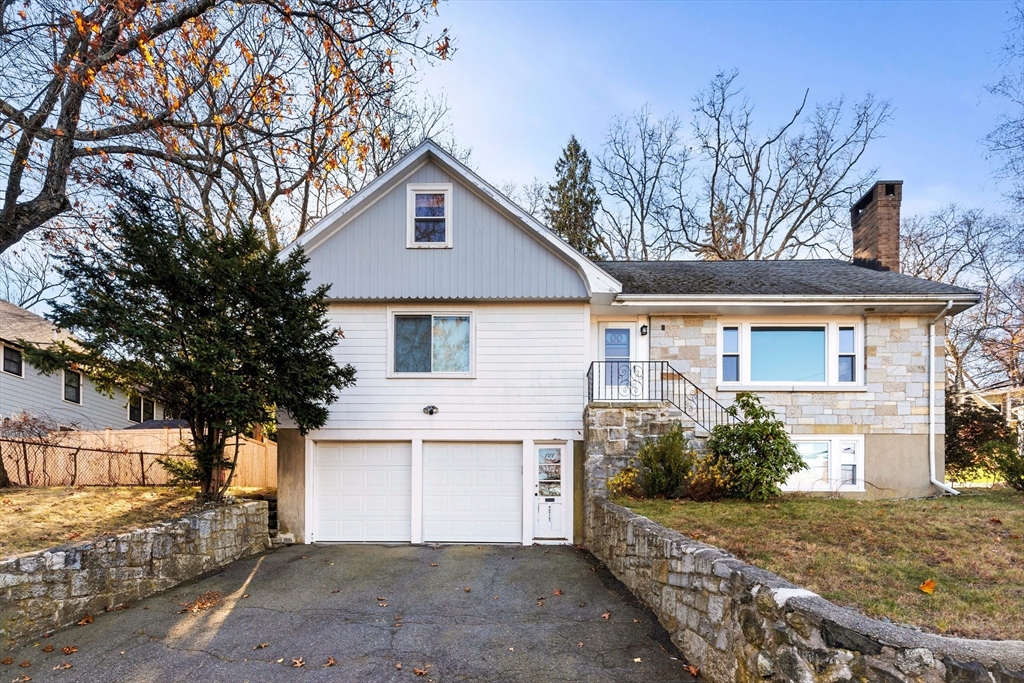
[{"left": 544, "top": 136, "right": 603, "bottom": 258}]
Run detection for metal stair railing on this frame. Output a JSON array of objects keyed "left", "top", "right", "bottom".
[{"left": 586, "top": 360, "right": 740, "bottom": 433}]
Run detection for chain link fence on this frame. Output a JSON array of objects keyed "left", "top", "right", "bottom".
[{"left": 0, "top": 438, "right": 190, "bottom": 487}]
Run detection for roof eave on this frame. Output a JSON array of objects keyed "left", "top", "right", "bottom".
[{"left": 611, "top": 292, "right": 981, "bottom": 315}]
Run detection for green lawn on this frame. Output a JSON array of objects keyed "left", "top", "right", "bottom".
[{"left": 618, "top": 488, "right": 1024, "bottom": 640}]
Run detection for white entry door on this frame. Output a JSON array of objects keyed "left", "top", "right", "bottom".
[
  {"left": 534, "top": 444, "right": 565, "bottom": 539},
  {"left": 422, "top": 442, "right": 523, "bottom": 543},
  {"left": 313, "top": 442, "right": 411, "bottom": 542}
]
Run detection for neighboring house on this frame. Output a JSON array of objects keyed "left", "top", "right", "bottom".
[
  {"left": 0, "top": 299, "right": 163, "bottom": 430},
  {"left": 276, "top": 140, "right": 980, "bottom": 546}
]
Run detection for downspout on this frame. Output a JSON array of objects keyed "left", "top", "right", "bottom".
[{"left": 929, "top": 300, "right": 959, "bottom": 495}]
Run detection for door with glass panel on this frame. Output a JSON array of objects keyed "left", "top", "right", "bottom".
[
  {"left": 599, "top": 324, "right": 640, "bottom": 399},
  {"left": 534, "top": 444, "right": 565, "bottom": 538}
]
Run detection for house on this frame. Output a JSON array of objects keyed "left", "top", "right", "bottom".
[
  {"left": 275, "top": 140, "right": 980, "bottom": 546},
  {"left": 0, "top": 299, "right": 164, "bottom": 430}
]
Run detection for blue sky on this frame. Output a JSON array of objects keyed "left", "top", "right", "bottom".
[{"left": 417, "top": 0, "right": 1015, "bottom": 218}]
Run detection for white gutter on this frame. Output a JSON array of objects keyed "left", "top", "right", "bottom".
[{"left": 929, "top": 299, "right": 959, "bottom": 495}]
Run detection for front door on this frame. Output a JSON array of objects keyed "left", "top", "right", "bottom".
[
  {"left": 534, "top": 444, "right": 564, "bottom": 538},
  {"left": 598, "top": 324, "right": 640, "bottom": 400}
]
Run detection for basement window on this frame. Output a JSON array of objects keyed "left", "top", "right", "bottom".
[{"left": 783, "top": 437, "right": 864, "bottom": 493}]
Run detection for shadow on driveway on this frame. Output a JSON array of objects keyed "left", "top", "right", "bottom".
[{"left": 5, "top": 544, "right": 696, "bottom": 682}]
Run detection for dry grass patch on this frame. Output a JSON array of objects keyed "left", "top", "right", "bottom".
[
  {"left": 619, "top": 488, "right": 1024, "bottom": 641},
  {"left": 0, "top": 486, "right": 274, "bottom": 557}
]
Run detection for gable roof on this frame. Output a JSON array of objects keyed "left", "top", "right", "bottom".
[
  {"left": 598, "top": 260, "right": 981, "bottom": 301},
  {"left": 0, "top": 299, "right": 74, "bottom": 348},
  {"left": 283, "top": 139, "right": 621, "bottom": 297}
]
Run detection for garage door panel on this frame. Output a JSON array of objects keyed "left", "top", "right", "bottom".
[
  {"left": 423, "top": 442, "right": 522, "bottom": 543},
  {"left": 314, "top": 442, "right": 411, "bottom": 542}
]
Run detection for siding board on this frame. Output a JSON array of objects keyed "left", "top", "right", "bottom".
[{"left": 305, "top": 162, "right": 588, "bottom": 301}]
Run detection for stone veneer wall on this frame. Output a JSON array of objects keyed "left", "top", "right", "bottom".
[
  {"left": 1, "top": 500, "right": 269, "bottom": 648},
  {"left": 587, "top": 497, "right": 1024, "bottom": 683},
  {"left": 649, "top": 314, "right": 943, "bottom": 436}
]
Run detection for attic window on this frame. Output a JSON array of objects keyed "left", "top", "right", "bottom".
[{"left": 407, "top": 183, "right": 453, "bottom": 248}]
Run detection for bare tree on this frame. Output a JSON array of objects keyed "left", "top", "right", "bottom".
[
  {"left": 0, "top": 0, "right": 452, "bottom": 252},
  {"left": 501, "top": 177, "right": 547, "bottom": 223},
  {"left": 899, "top": 205, "right": 1023, "bottom": 392},
  {"left": 679, "top": 70, "right": 892, "bottom": 260},
  {"left": 987, "top": 0, "right": 1024, "bottom": 213},
  {"left": 0, "top": 235, "right": 69, "bottom": 310},
  {"left": 595, "top": 106, "right": 685, "bottom": 260}
]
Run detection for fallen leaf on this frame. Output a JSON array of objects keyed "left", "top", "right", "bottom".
[
  {"left": 378, "top": 603, "right": 389, "bottom": 607},
  {"left": 634, "top": 657, "right": 642, "bottom": 663},
  {"left": 463, "top": 587, "right": 471, "bottom": 593},
  {"left": 242, "top": 594, "right": 249, "bottom": 599},
  {"left": 414, "top": 667, "right": 428, "bottom": 676},
  {"left": 430, "top": 563, "right": 438, "bottom": 567},
  {"left": 178, "top": 592, "right": 221, "bottom": 614},
  {"left": 254, "top": 643, "right": 269, "bottom": 650},
  {"left": 552, "top": 589, "right": 563, "bottom": 596},
  {"left": 396, "top": 663, "right": 402, "bottom": 670},
  {"left": 324, "top": 656, "right": 337, "bottom": 667},
  {"left": 276, "top": 658, "right": 284, "bottom": 663},
  {"left": 1, "top": 657, "right": 12, "bottom": 665},
  {"left": 687, "top": 664, "right": 700, "bottom": 677},
  {"left": 508, "top": 647, "right": 514, "bottom": 651},
  {"left": 40, "top": 646, "right": 53, "bottom": 653},
  {"left": 578, "top": 642, "right": 584, "bottom": 648},
  {"left": 919, "top": 579, "right": 937, "bottom": 594},
  {"left": 376, "top": 596, "right": 386, "bottom": 601},
  {"left": 331, "top": 589, "right": 340, "bottom": 593},
  {"left": 13, "top": 676, "right": 30, "bottom": 682},
  {"left": 601, "top": 610, "right": 611, "bottom": 620},
  {"left": 67, "top": 533, "right": 81, "bottom": 540},
  {"left": 19, "top": 660, "right": 31, "bottom": 667},
  {"left": 301, "top": 555, "right": 309, "bottom": 559},
  {"left": 61, "top": 646, "right": 77, "bottom": 655},
  {"left": 633, "top": 619, "right": 641, "bottom": 623},
  {"left": 579, "top": 602, "right": 586, "bottom": 607},
  {"left": 53, "top": 662, "right": 72, "bottom": 670},
  {"left": 990, "top": 517, "right": 1003, "bottom": 525},
  {"left": 493, "top": 595, "right": 499, "bottom": 600},
  {"left": 536, "top": 599, "right": 545, "bottom": 607},
  {"left": 292, "top": 657, "right": 304, "bottom": 668},
  {"left": 77, "top": 614, "right": 93, "bottom": 626}
]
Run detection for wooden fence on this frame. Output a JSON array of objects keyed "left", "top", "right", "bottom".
[{"left": 0, "top": 427, "right": 276, "bottom": 488}]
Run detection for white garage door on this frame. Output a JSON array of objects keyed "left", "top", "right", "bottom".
[
  {"left": 423, "top": 443, "right": 522, "bottom": 543},
  {"left": 314, "top": 442, "right": 411, "bottom": 542}
]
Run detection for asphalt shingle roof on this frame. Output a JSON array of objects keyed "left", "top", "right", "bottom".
[
  {"left": 0, "top": 299, "right": 74, "bottom": 347},
  {"left": 596, "top": 259, "right": 981, "bottom": 298}
]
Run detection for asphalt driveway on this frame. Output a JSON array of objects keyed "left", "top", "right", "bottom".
[{"left": 4, "top": 544, "right": 696, "bottom": 682}]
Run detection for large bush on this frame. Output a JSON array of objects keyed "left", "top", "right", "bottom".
[
  {"left": 945, "top": 394, "right": 1017, "bottom": 481},
  {"left": 635, "top": 424, "right": 695, "bottom": 498},
  {"left": 707, "top": 392, "right": 806, "bottom": 501}
]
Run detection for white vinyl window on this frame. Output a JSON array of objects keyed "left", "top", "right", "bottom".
[
  {"left": 390, "top": 311, "right": 473, "bottom": 377},
  {"left": 783, "top": 436, "right": 864, "bottom": 493},
  {"left": 718, "top": 322, "right": 863, "bottom": 388},
  {"left": 407, "top": 183, "right": 453, "bottom": 248}
]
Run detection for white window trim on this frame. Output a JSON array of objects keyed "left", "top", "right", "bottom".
[
  {"left": 62, "top": 368, "right": 83, "bottom": 405},
  {"left": 386, "top": 307, "right": 476, "bottom": 378},
  {"left": 2, "top": 344, "right": 25, "bottom": 379},
  {"left": 406, "top": 183, "right": 453, "bottom": 249},
  {"left": 717, "top": 319, "right": 864, "bottom": 391},
  {"left": 783, "top": 434, "right": 865, "bottom": 493}
]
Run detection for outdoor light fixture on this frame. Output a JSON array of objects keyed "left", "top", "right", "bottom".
[
  {"left": 423, "top": 405, "right": 439, "bottom": 415},
  {"left": 640, "top": 325, "right": 649, "bottom": 336}
]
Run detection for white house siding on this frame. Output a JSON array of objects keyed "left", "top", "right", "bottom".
[
  {"left": 296, "top": 302, "right": 587, "bottom": 437},
  {"left": 0, "top": 361, "right": 136, "bottom": 430},
  {"left": 303, "top": 161, "right": 589, "bottom": 302}
]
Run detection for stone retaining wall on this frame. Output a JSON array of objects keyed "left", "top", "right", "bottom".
[
  {"left": 587, "top": 497, "right": 1024, "bottom": 683},
  {"left": 1, "top": 500, "right": 269, "bottom": 648}
]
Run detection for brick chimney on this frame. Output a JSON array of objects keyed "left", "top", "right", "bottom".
[{"left": 851, "top": 180, "right": 902, "bottom": 272}]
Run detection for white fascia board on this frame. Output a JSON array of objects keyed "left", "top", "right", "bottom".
[{"left": 611, "top": 293, "right": 980, "bottom": 314}]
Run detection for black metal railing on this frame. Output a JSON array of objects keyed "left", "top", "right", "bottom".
[{"left": 586, "top": 360, "right": 740, "bottom": 433}]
